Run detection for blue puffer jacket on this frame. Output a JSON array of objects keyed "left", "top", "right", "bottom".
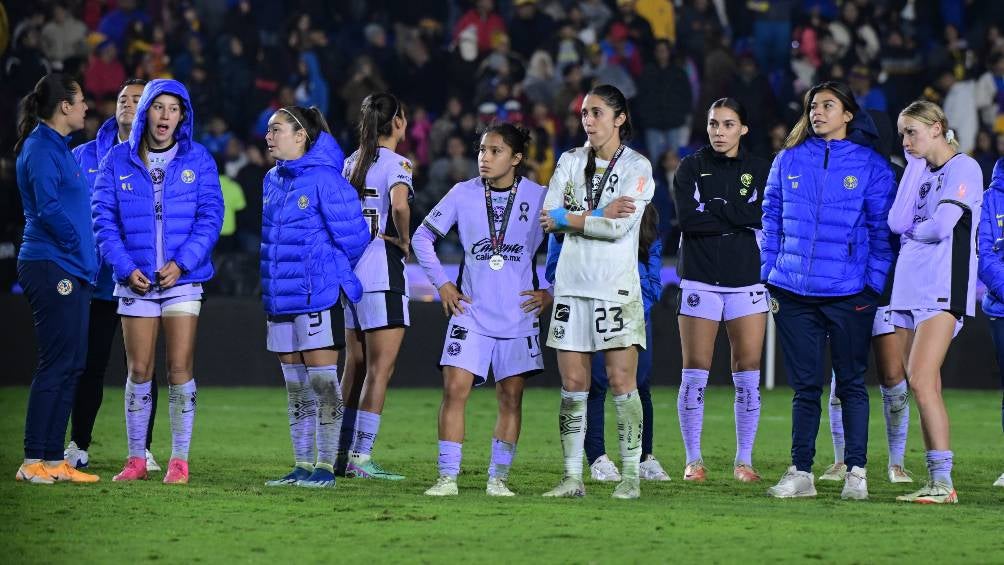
[
  {"left": 979, "top": 158, "right": 1004, "bottom": 317},
  {"left": 92, "top": 79, "right": 223, "bottom": 285},
  {"left": 260, "top": 132, "right": 370, "bottom": 315},
  {"left": 761, "top": 113, "right": 895, "bottom": 297},
  {"left": 73, "top": 117, "right": 119, "bottom": 300}
]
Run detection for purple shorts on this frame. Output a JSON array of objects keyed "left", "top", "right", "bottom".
[
  {"left": 890, "top": 309, "right": 963, "bottom": 338},
  {"left": 873, "top": 306, "right": 896, "bottom": 337},
  {"left": 677, "top": 286, "right": 769, "bottom": 322},
  {"left": 117, "top": 294, "right": 202, "bottom": 317},
  {"left": 439, "top": 322, "right": 543, "bottom": 386},
  {"left": 343, "top": 291, "right": 409, "bottom": 331},
  {"left": 267, "top": 306, "right": 346, "bottom": 353}
]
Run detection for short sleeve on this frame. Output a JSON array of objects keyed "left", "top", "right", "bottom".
[{"left": 390, "top": 157, "right": 415, "bottom": 202}]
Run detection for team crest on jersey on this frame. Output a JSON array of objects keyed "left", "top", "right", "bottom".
[
  {"left": 769, "top": 297, "right": 780, "bottom": 314},
  {"left": 740, "top": 173, "right": 753, "bottom": 188},
  {"left": 739, "top": 187, "right": 749, "bottom": 197},
  {"left": 298, "top": 195, "right": 309, "bottom": 209},
  {"left": 56, "top": 279, "right": 73, "bottom": 295},
  {"left": 400, "top": 160, "right": 412, "bottom": 174},
  {"left": 554, "top": 303, "right": 570, "bottom": 322},
  {"left": 919, "top": 181, "right": 931, "bottom": 199},
  {"left": 552, "top": 326, "right": 565, "bottom": 340},
  {"left": 686, "top": 293, "right": 700, "bottom": 308},
  {"left": 447, "top": 342, "right": 462, "bottom": 356},
  {"left": 181, "top": 169, "right": 196, "bottom": 184},
  {"left": 150, "top": 168, "right": 165, "bottom": 184},
  {"left": 562, "top": 180, "right": 584, "bottom": 211},
  {"left": 843, "top": 175, "right": 858, "bottom": 190}
]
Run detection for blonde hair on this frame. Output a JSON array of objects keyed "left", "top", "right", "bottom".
[{"left": 899, "top": 100, "right": 960, "bottom": 150}]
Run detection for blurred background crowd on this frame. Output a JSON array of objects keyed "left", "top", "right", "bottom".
[{"left": 1, "top": 0, "right": 1003, "bottom": 295}]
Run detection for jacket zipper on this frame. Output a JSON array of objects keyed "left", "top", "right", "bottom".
[{"left": 804, "top": 141, "right": 830, "bottom": 294}]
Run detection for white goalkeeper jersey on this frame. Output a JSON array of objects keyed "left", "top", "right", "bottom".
[{"left": 544, "top": 145, "right": 655, "bottom": 303}]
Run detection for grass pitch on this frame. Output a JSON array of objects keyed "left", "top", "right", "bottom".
[{"left": 2, "top": 386, "right": 1003, "bottom": 564}]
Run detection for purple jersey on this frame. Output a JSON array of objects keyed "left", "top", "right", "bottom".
[
  {"left": 343, "top": 147, "right": 414, "bottom": 295},
  {"left": 890, "top": 154, "right": 983, "bottom": 316},
  {"left": 423, "top": 177, "right": 547, "bottom": 338}
]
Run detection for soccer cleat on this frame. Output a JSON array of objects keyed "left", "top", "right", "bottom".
[
  {"left": 994, "top": 473, "right": 1004, "bottom": 487},
  {"left": 47, "top": 461, "right": 100, "bottom": 483},
  {"left": 346, "top": 456, "right": 405, "bottom": 481},
  {"left": 424, "top": 475, "right": 459, "bottom": 496},
  {"left": 767, "top": 466, "right": 817, "bottom": 498},
  {"left": 639, "top": 455, "right": 671, "bottom": 481},
  {"left": 296, "top": 466, "right": 335, "bottom": 489},
  {"left": 163, "top": 458, "right": 189, "bottom": 484},
  {"left": 64, "top": 442, "right": 89, "bottom": 469},
  {"left": 486, "top": 477, "right": 515, "bottom": 497},
  {"left": 611, "top": 478, "right": 640, "bottom": 499},
  {"left": 733, "top": 464, "right": 762, "bottom": 483},
  {"left": 683, "top": 460, "right": 707, "bottom": 482},
  {"left": 542, "top": 476, "right": 586, "bottom": 498},
  {"left": 818, "top": 462, "right": 847, "bottom": 482},
  {"left": 15, "top": 462, "right": 54, "bottom": 484},
  {"left": 887, "top": 464, "right": 913, "bottom": 483},
  {"left": 113, "top": 456, "right": 149, "bottom": 481},
  {"left": 899, "top": 481, "right": 958, "bottom": 504},
  {"left": 841, "top": 466, "right": 868, "bottom": 500},
  {"left": 265, "top": 465, "right": 313, "bottom": 487},
  {"left": 145, "top": 450, "right": 162, "bottom": 472},
  {"left": 589, "top": 454, "right": 621, "bottom": 482}
]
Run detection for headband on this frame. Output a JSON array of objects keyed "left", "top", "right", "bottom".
[{"left": 280, "top": 108, "right": 310, "bottom": 142}]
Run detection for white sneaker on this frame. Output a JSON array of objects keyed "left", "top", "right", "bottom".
[
  {"left": 767, "top": 466, "right": 817, "bottom": 498},
  {"left": 612, "top": 478, "right": 640, "bottom": 499},
  {"left": 638, "top": 455, "right": 671, "bottom": 481},
  {"left": 589, "top": 454, "right": 621, "bottom": 482},
  {"left": 424, "top": 475, "right": 458, "bottom": 496},
  {"left": 486, "top": 477, "right": 515, "bottom": 497},
  {"left": 841, "top": 466, "right": 868, "bottom": 500},
  {"left": 64, "top": 442, "right": 89, "bottom": 469},
  {"left": 145, "top": 449, "right": 161, "bottom": 472},
  {"left": 542, "top": 476, "right": 586, "bottom": 498},
  {"left": 818, "top": 462, "right": 847, "bottom": 481},
  {"left": 994, "top": 473, "right": 1004, "bottom": 487},
  {"left": 887, "top": 464, "right": 913, "bottom": 483},
  {"left": 897, "top": 480, "right": 958, "bottom": 504}
]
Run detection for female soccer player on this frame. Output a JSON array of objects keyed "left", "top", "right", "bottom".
[
  {"left": 339, "top": 92, "right": 412, "bottom": 480},
  {"left": 414, "top": 123, "right": 550, "bottom": 496},
  {"left": 540, "top": 84, "right": 655, "bottom": 499},
  {"left": 762, "top": 81, "right": 895, "bottom": 500},
  {"left": 259, "top": 105, "right": 370, "bottom": 489},
  {"left": 93, "top": 79, "right": 224, "bottom": 485},
  {"left": 671, "top": 98, "right": 770, "bottom": 483},
  {"left": 889, "top": 101, "right": 983, "bottom": 504},
  {"left": 979, "top": 157, "right": 1004, "bottom": 488},
  {"left": 14, "top": 73, "right": 99, "bottom": 484}
]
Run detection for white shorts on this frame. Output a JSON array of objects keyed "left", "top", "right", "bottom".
[
  {"left": 118, "top": 294, "right": 202, "bottom": 317},
  {"left": 546, "top": 296, "right": 646, "bottom": 352},
  {"left": 873, "top": 305, "right": 896, "bottom": 337},
  {"left": 890, "top": 309, "right": 963, "bottom": 338},
  {"left": 343, "top": 291, "right": 409, "bottom": 331},
  {"left": 267, "top": 306, "right": 346, "bottom": 353},
  {"left": 677, "top": 286, "right": 769, "bottom": 322},
  {"left": 439, "top": 322, "right": 544, "bottom": 385}
]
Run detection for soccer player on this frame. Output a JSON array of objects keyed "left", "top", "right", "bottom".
[
  {"left": 978, "top": 157, "right": 1004, "bottom": 488},
  {"left": 889, "top": 101, "right": 983, "bottom": 504},
  {"left": 14, "top": 74, "right": 100, "bottom": 483},
  {"left": 414, "top": 123, "right": 550, "bottom": 496},
  {"left": 259, "top": 105, "right": 370, "bottom": 489},
  {"left": 539, "top": 84, "right": 655, "bottom": 499},
  {"left": 762, "top": 81, "right": 895, "bottom": 500},
  {"left": 66, "top": 78, "right": 164, "bottom": 473},
  {"left": 93, "top": 79, "right": 224, "bottom": 484},
  {"left": 339, "top": 92, "right": 412, "bottom": 480},
  {"left": 670, "top": 98, "right": 770, "bottom": 483}
]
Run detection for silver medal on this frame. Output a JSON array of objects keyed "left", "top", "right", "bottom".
[{"left": 489, "top": 254, "right": 505, "bottom": 271}]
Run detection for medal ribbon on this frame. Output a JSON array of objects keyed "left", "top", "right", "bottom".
[{"left": 483, "top": 176, "right": 521, "bottom": 257}]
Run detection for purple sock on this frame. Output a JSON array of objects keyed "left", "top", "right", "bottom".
[
  {"left": 828, "top": 373, "right": 845, "bottom": 464},
  {"left": 353, "top": 410, "right": 381, "bottom": 457},
  {"left": 124, "top": 379, "right": 153, "bottom": 458},
  {"left": 488, "top": 438, "right": 516, "bottom": 479},
  {"left": 438, "top": 440, "right": 462, "bottom": 478},
  {"left": 168, "top": 379, "right": 197, "bottom": 461},
  {"left": 880, "top": 380, "right": 909, "bottom": 467},
  {"left": 927, "top": 449, "right": 953, "bottom": 487},
  {"left": 280, "top": 363, "right": 316, "bottom": 465},
  {"left": 732, "top": 370, "right": 761, "bottom": 466},
  {"left": 677, "top": 368, "right": 708, "bottom": 464}
]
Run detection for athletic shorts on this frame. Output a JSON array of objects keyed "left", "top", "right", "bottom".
[
  {"left": 267, "top": 305, "right": 346, "bottom": 353},
  {"left": 676, "top": 286, "right": 769, "bottom": 322},
  {"left": 873, "top": 305, "right": 896, "bottom": 337},
  {"left": 118, "top": 294, "right": 203, "bottom": 317},
  {"left": 440, "top": 322, "right": 544, "bottom": 386},
  {"left": 890, "top": 309, "right": 963, "bottom": 338},
  {"left": 546, "top": 295, "right": 646, "bottom": 352},
  {"left": 343, "top": 291, "right": 409, "bottom": 331}
]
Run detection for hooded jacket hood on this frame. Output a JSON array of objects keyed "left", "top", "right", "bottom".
[
  {"left": 843, "top": 109, "right": 880, "bottom": 150},
  {"left": 128, "top": 78, "right": 195, "bottom": 154},
  {"left": 992, "top": 157, "right": 1004, "bottom": 193},
  {"left": 276, "top": 131, "right": 345, "bottom": 178},
  {"left": 95, "top": 117, "right": 120, "bottom": 159}
]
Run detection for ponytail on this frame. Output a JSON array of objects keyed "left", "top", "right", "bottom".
[
  {"left": 349, "top": 92, "right": 401, "bottom": 198},
  {"left": 638, "top": 205, "right": 660, "bottom": 263},
  {"left": 14, "top": 73, "right": 81, "bottom": 155},
  {"left": 14, "top": 93, "right": 40, "bottom": 155},
  {"left": 276, "top": 105, "right": 331, "bottom": 156}
]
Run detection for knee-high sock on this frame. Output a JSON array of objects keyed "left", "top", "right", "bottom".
[
  {"left": 338, "top": 406, "right": 358, "bottom": 461},
  {"left": 828, "top": 373, "right": 845, "bottom": 464},
  {"left": 488, "top": 438, "right": 516, "bottom": 480},
  {"left": 677, "top": 369, "right": 708, "bottom": 464},
  {"left": 281, "top": 362, "right": 316, "bottom": 466},
  {"left": 614, "top": 390, "right": 643, "bottom": 481},
  {"left": 927, "top": 449, "right": 953, "bottom": 487},
  {"left": 352, "top": 410, "right": 381, "bottom": 458},
  {"left": 559, "top": 389, "right": 588, "bottom": 479},
  {"left": 168, "top": 379, "right": 197, "bottom": 461},
  {"left": 733, "top": 370, "right": 761, "bottom": 466},
  {"left": 880, "top": 380, "right": 910, "bottom": 467},
  {"left": 308, "top": 365, "right": 343, "bottom": 467},
  {"left": 438, "top": 440, "right": 462, "bottom": 478},
  {"left": 124, "top": 379, "right": 153, "bottom": 458}
]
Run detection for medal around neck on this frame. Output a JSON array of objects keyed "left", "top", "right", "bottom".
[{"left": 489, "top": 254, "right": 505, "bottom": 270}]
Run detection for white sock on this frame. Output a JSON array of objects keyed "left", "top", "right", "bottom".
[{"left": 559, "top": 389, "right": 588, "bottom": 480}]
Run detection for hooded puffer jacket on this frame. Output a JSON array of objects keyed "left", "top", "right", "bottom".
[{"left": 979, "top": 158, "right": 1004, "bottom": 317}]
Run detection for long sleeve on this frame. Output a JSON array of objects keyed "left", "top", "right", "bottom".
[
  {"left": 704, "top": 176, "right": 764, "bottom": 229},
  {"left": 174, "top": 149, "right": 224, "bottom": 272},
  {"left": 672, "top": 156, "right": 731, "bottom": 234},
  {"left": 412, "top": 224, "right": 450, "bottom": 289},
  {"left": 582, "top": 159, "right": 655, "bottom": 240},
  {"left": 92, "top": 153, "right": 136, "bottom": 281},
  {"left": 544, "top": 233, "right": 562, "bottom": 285},
  {"left": 320, "top": 174, "right": 370, "bottom": 269},
  {"left": 978, "top": 194, "right": 1004, "bottom": 300},
  {"left": 863, "top": 157, "right": 895, "bottom": 294},
  {"left": 27, "top": 152, "right": 80, "bottom": 251},
  {"left": 759, "top": 152, "right": 784, "bottom": 282},
  {"left": 641, "top": 237, "right": 664, "bottom": 313},
  {"left": 909, "top": 205, "right": 964, "bottom": 242}
]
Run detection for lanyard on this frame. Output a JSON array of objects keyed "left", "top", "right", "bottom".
[
  {"left": 483, "top": 176, "right": 521, "bottom": 255},
  {"left": 589, "top": 144, "right": 625, "bottom": 209}
]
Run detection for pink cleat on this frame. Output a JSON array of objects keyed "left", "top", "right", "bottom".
[
  {"left": 734, "top": 464, "right": 762, "bottom": 483},
  {"left": 113, "top": 457, "right": 148, "bottom": 482},
  {"left": 163, "top": 458, "right": 189, "bottom": 484}
]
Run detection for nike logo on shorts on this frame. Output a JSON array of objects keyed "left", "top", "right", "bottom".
[
  {"left": 307, "top": 330, "right": 322, "bottom": 337},
  {"left": 854, "top": 305, "right": 870, "bottom": 312}
]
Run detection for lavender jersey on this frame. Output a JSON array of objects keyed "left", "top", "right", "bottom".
[
  {"left": 423, "top": 177, "right": 547, "bottom": 338},
  {"left": 343, "top": 147, "right": 414, "bottom": 295},
  {"left": 890, "top": 154, "right": 983, "bottom": 316}
]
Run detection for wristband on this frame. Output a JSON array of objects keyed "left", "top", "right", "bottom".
[
  {"left": 591, "top": 207, "right": 604, "bottom": 217},
  {"left": 548, "top": 207, "right": 570, "bottom": 229}
]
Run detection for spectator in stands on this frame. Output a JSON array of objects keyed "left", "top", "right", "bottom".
[
  {"left": 611, "top": 0, "right": 655, "bottom": 57},
  {"left": 578, "top": 0, "right": 613, "bottom": 35},
  {"left": 97, "top": 0, "right": 150, "bottom": 50},
  {"left": 632, "top": 0, "right": 674, "bottom": 44},
  {"left": 849, "top": 64, "right": 887, "bottom": 112},
  {"left": 218, "top": 36, "right": 253, "bottom": 133},
  {"left": 341, "top": 56, "right": 388, "bottom": 128},
  {"left": 4, "top": 24, "right": 52, "bottom": 97},
  {"left": 85, "top": 41, "right": 126, "bottom": 101},
  {"left": 453, "top": 0, "right": 507, "bottom": 59},
  {"left": 216, "top": 155, "right": 246, "bottom": 253},
  {"left": 509, "top": 0, "right": 555, "bottom": 60},
  {"left": 294, "top": 51, "right": 329, "bottom": 117},
  {"left": 421, "top": 133, "right": 478, "bottom": 216},
  {"left": 171, "top": 35, "right": 207, "bottom": 84},
  {"left": 636, "top": 40, "right": 692, "bottom": 158},
  {"left": 748, "top": 0, "right": 794, "bottom": 75},
  {"left": 601, "top": 22, "right": 643, "bottom": 78},
  {"left": 200, "top": 116, "right": 232, "bottom": 157},
  {"left": 585, "top": 42, "right": 636, "bottom": 99},
  {"left": 523, "top": 50, "right": 561, "bottom": 108},
  {"left": 550, "top": 19, "right": 588, "bottom": 74},
  {"left": 40, "top": 3, "right": 88, "bottom": 70},
  {"left": 677, "top": 0, "right": 723, "bottom": 67}
]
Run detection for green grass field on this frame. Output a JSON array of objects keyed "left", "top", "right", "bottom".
[{"left": 2, "top": 386, "right": 1003, "bottom": 564}]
